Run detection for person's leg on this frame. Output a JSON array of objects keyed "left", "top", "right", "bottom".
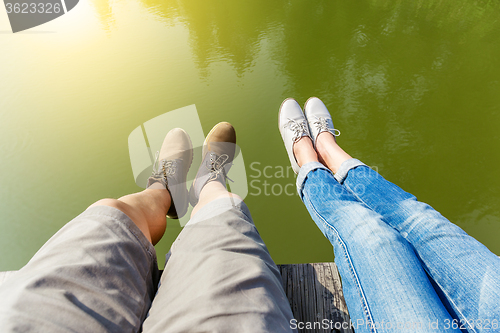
[
  {"left": 0, "top": 128, "right": 192, "bottom": 333},
  {"left": 317, "top": 132, "right": 500, "bottom": 332},
  {"left": 0, "top": 188, "right": 168, "bottom": 332},
  {"left": 190, "top": 180, "right": 240, "bottom": 217},
  {"left": 90, "top": 186, "right": 169, "bottom": 245},
  {"left": 294, "top": 137, "right": 460, "bottom": 333},
  {"left": 143, "top": 186, "right": 294, "bottom": 333},
  {"left": 143, "top": 122, "right": 295, "bottom": 333}
]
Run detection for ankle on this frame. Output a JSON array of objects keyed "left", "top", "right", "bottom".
[
  {"left": 119, "top": 190, "right": 170, "bottom": 244},
  {"left": 198, "top": 180, "right": 227, "bottom": 200},
  {"left": 293, "top": 136, "right": 319, "bottom": 167},
  {"left": 315, "top": 132, "right": 352, "bottom": 173},
  {"left": 315, "top": 137, "right": 334, "bottom": 169},
  {"left": 141, "top": 189, "right": 172, "bottom": 216},
  {"left": 191, "top": 181, "right": 242, "bottom": 218}
]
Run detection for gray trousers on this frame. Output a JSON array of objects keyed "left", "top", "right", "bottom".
[{"left": 0, "top": 198, "right": 295, "bottom": 333}]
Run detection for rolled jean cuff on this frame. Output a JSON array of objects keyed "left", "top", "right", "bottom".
[
  {"left": 334, "top": 158, "right": 366, "bottom": 184},
  {"left": 296, "top": 161, "right": 332, "bottom": 196}
]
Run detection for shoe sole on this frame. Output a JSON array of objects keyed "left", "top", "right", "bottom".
[
  {"left": 278, "top": 98, "right": 307, "bottom": 174},
  {"left": 278, "top": 98, "right": 299, "bottom": 131}
]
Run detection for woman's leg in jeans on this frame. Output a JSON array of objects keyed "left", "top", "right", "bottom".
[
  {"left": 294, "top": 138, "right": 460, "bottom": 333},
  {"left": 317, "top": 132, "right": 500, "bottom": 332}
]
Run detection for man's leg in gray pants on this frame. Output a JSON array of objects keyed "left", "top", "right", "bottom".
[
  {"left": 0, "top": 184, "right": 170, "bottom": 333},
  {"left": 143, "top": 196, "right": 295, "bottom": 333},
  {"left": 0, "top": 205, "right": 160, "bottom": 333}
]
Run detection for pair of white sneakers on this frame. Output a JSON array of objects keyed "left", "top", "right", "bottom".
[{"left": 279, "top": 97, "right": 341, "bottom": 174}]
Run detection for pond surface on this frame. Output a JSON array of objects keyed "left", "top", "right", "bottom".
[{"left": 1, "top": 0, "right": 499, "bottom": 270}]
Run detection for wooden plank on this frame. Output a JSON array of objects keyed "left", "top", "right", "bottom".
[
  {"left": 278, "top": 263, "right": 353, "bottom": 333},
  {"left": 304, "top": 264, "right": 314, "bottom": 333},
  {"left": 314, "top": 263, "right": 330, "bottom": 333},
  {"left": 298, "top": 264, "right": 307, "bottom": 332},
  {"left": 293, "top": 264, "right": 301, "bottom": 322},
  {"left": 326, "top": 263, "right": 353, "bottom": 333},
  {"left": 328, "top": 263, "right": 352, "bottom": 328},
  {"left": 313, "top": 264, "right": 325, "bottom": 331}
]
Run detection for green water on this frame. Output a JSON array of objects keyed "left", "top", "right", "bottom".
[{"left": 1, "top": 0, "right": 499, "bottom": 271}]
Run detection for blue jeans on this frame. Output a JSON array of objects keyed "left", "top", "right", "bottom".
[{"left": 297, "top": 160, "right": 500, "bottom": 333}]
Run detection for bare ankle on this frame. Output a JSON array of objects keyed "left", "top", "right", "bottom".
[
  {"left": 191, "top": 181, "right": 242, "bottom": 218},
  {"left": 293, "top": 137, "right": 319, "bottom": 167},
  {"left": 315, "top": 132, "right": 351, "bottom": 173}
]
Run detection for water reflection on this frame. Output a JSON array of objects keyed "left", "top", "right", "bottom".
[
  {"left": 91, "top": 0, "right": 500, "bottom": 249},
  {"left": 2, "top": 0, "right": 499, "bottom": 271},
  {"left": 90, "top": 0, "right": 115, "bottom": 31},
  {"left": 177, "top": 0, "right": 497, "bottom": 245},
  {"left": 137, "top": 0, "right": 286, "bottom": 76}
]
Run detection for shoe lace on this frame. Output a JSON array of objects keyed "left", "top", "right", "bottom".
[
  {"left": 152, "top": 151, "right": 176, "bottom": 178},
  {"left": 206, "top": 152, "right": 233, "bottom": 183},
  {"left": 312, "top": 116, "right": 341, "bottom": 137},
  {"left": 284, "top": 118, "right": 309, "bottom": 142}
]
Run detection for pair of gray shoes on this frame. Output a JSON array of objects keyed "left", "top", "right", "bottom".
[
  {"left": 278, "top": 97, "right": 341, "bottom": 174},
  {"left": 147, "top": 122, "right": 236, "bottom": 219}
]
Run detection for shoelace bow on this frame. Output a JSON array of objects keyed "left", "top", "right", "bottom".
[
  {"left": 313, "top": 116, "right": 341, "bottom": 137},
  {"left": 152, "top": 151, "right": 176, "bottom": 179},
  {"left": 284, "top": 118, "right": 309, "bottom": 142},
  {"left": 206, "top": 152, "right": 233, "bottom": 183}
]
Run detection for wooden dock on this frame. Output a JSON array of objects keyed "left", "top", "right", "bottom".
[
  {"left": 0, "top": 262, "right": 352, "bottom": 333},
  {"left": 279, "top": 263, "right": 353, "bottom": 333}
]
